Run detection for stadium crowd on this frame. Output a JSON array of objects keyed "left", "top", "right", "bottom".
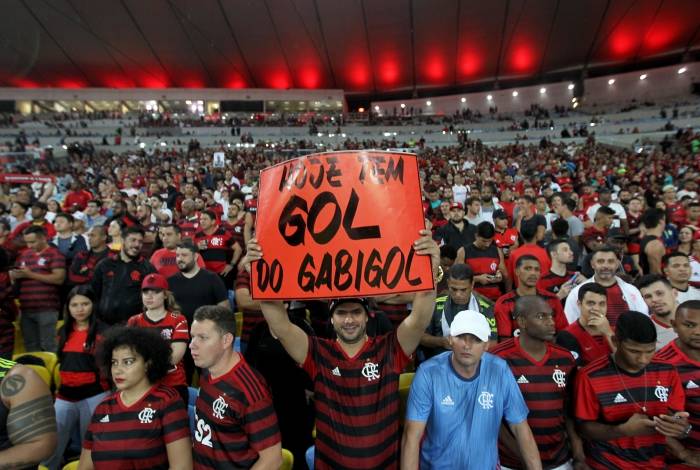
[{"left": 1, "top": 124, "right": 700, "bottom": 469}]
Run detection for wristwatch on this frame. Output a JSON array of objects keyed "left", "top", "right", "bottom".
[{"left": 434, "top": 265, "right": 444, "bottom": 284}]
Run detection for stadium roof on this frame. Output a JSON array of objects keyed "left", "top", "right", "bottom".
[{"left": 1, "top": 0, "right": 698, "bottom": 98}]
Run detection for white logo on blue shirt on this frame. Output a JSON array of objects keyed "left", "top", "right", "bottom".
[
  {"left": 441, "top": 395, "right": 455, "bottom": 406},
  {"left": 478, "top": 391, "right": 494, "bottom": 410}
]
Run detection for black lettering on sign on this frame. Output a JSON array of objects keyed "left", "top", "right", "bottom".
[
  {"left": 325, "top": 156, "right": 342, "bottom": 187},
  {"left": 256, "top": 259, "right": 283, "bottom": 293},
  {"left": 358, "top": 156, "right": 405, "bottom": 185},
  {"left": 294, "top": 246, "right": 422, "bottom": 293},
  {"left": 278, "top": 191, "right": 381, "bottom": 246},
  {"left": 278, "top": 157, "right": 343, "bottom": 191}
]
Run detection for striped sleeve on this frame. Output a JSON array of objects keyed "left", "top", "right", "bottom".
[
  {"left": 171, "top": 315, "right": 190, "bottom": 342},
  {"left": 243, "top": 393, "right": 281, "bottom": 452},
  {"left": 161, "top": 391, "right": 190, "bottom": 444}
]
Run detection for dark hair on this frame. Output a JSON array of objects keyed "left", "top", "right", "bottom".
[
  {"left": 677, "top": 300, "right": 700, "bottom": 315},
  {"left": 160, "top": 223, "right": 181, "bottom": 234},
  {"left": 87, "top": 199, "right": 102, "bottom": 208},
  {"left": 513, "top": 295, "right": 548, "bottom": 319},
  {"left": 122, "top": 225, "right": 145, "bottom": 239},
  {"left": 58, "top": 285, "right": 102, "bottom": 360},
  {"left": 615, "top": 310, "right": 657, "bottom": 344},
  {"left": 578, "top": 282, "right": 608, "bottom": 301},
  {"left": 595, "top": 206, "right": 616, "bottom": 217},
  {"left": 193, "top": 305, "right": 236, "bottom": 337},
  {"left": 515, "top": 254, "right": 539, "bottom": 269},
  {"left": 23, "top": 225, "right": 46, "bottom": 237},
  {"left": 547, "top": 238, "right": 570, "bottom": 256},
  {"left": 636, "top": 273, "right": 672, "bottom": 291},
  {"left": 662, "top": 251, "right": 688, "bottom": 268},
  {"left": 201, "top": 209, "right": 217, "bottom": 221},
  {"left": 466, "top": 196, "right": 480, "bottom": 206},
  {"left": 98, "top": 326, "right": 171, "bottom": 384},
  {"left": 476, "top": 221, "right": 495, "bottom": 238},
  {"left": 176, "top": 239, "right": 198, "bottom": 253},
  {"left": 0, "top": 220, "right": 10, "bottom": 232},
  {"left": 591, "top": 244, "right": 618, "bottom": 259},
  {"left": 564, "top": 198, "right": 577, "bottom": 212},
  {"left": 12, "top": 201, "right": 29, "bottom": 212},
  {"left": 440, "top": 245, "right": 457, "bottom": 261},
  {"left": 642, "top": 208, "right": 665, "bottom": 230},
  {"left": 448, "top": 263, "right": 474, "bottom": 282},
  {"left": 54, "top": 212, "right": 74, "bottom": 224},
  {"left": 551, "top": 218, "right": 569, "bottom": 238},
  {"left": 518, "top": 195, "right": 535, "bottom": 204},
  {"left": 519, "top": 221, "right": 537, "bottom": 242}
]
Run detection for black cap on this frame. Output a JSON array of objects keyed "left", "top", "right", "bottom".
[
  {"left": 607, "top": 228, "right": 627, "bottom": 240},
  {"left": 328, "top": 298, "right": 370, "bottom": 315},
  {"left": 493, "top": 209, "right": 508, "bottom": 220},
  {"left": 598, "top": 187, "right": 612, "bottom": 194}
]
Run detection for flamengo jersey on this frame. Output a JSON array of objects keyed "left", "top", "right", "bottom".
[
  {"left": 464, "top": 243, "right": 502, "bottom": 301},
  {"left": 574, "top": 355, "right": 685, "bottom": 469},
  {"left": 127, "top": 311, "right": 189, "bottom": 388},
  {"left": 655, "top": 341, "right": 700, "bottom": 469},
  {"left": 193, "top": 356, "right": 281, "bottom": 469},
  {"left": 83, "top": 384, "right": 190, "bottom": 469},
  {"left": 302, "top": 331, "right": 411, "bottom": 469},
  {"left": 491, "top": 338, "right": 576, "bottom": 468},
  {"left": 537, "top": 270, "right": 575, "bottom": 295},
  {"left": 494, "top": 289, "right": 568, "bottom": 340},
  {"left": 194, "top": 226, "right": 236, "bottom": 274}
]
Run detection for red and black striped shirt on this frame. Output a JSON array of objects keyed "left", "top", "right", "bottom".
[
  {"left": 375, "top": 302, "right": 409, "bottom": 328},
  {"left": 302, "top": 331, "right": 410, "bottom": 470},
  {"left": 537, "top": 270, "right": 575, "bottom": 296},
  {"left": 494, "top": 289, "right": 568, "bottom": 341},
  {"left": 655, "top": 341, "right": 700, "bottom": 469},
  {"left": 57, "top": 326, "right": 108, "bottom": 401},
  {"left": 178, "top": 216, "right": 200, "bottom": 241},
  {"left": 491, "top": 338, "right": 576, "bottom": 468},
  {"left": 464, "top": 243, "right": 502, "bottom": 300},
  {"left": 194, "top": 226, "right": 236, "bottom": 274},
  {"left": 193, "top": 356, "right": 281, "bottom": 469},
  {"left": 575, "top": 355, "right": 685, "bottom": 469},
  {"left": 83, "top": 384, "right": 190, "bottom": 469},
  {"left": 555, "top": 320, "right": 612, "bottom": 367},
  {"left": 234, "top": 270, "right": 265, "bottom": 344},
  {"left": 16, "top": 245, "right": 65, "bottom": 312},
  {"left": 127, "top": 311, "right": 189, "bottom": 389},
  {"left": 68, "top": 249, "right": 112, "bottom": 285}
]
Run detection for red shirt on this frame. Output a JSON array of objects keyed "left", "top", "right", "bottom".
[
  {"left": 9, "top": 220, "right": 56, "bottom": 244},
  {"left": 149, "top": 248, "right": 204, "bottom": 279},
  {"left": 15, "top": 245, "right": 65, "bottom": 312},
  {"left": 575, "top": 356, "right": 685, "bottom": 469},
  {"left": 494, "top": 289, "right": 568, "bottom": 340},
  {"left": 507, "top": 243, "right": 551, "bottom": 283},
  {"left": 63, "top": 189, "right": 93, "bottom": 211},
  {"left": 555, "top": 320, "right": 612, "bottom": 367},
  {"left": 494, "top": 228, "right": 519, "bottom": 259},
  {"left": 127, "top": 311, "right": 189, "bottom": 388}
]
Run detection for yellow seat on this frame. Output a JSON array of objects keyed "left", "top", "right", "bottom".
[
  {"left": 53, "top": 362, "right": 61, "bottom": 389},
  {"left": 56, "top": 319, "right": 64, "bottom": 332},
  {"left": 13, "top": 351, "right": 58, "bottom": 376},
  {"left": 280, "top": 448, "right": 294, "bottom": 470},
  {"left": 235, "top": 311, "right": 243, "bottom": 337},
  {"left": 399, "top": 372, "right": 415, "bottom": 425},
  {"left": 63, "top": 461, "right": 80, "bottom": 470},
  {"left": 25, "top": 364, "right": 51, "bottom": 387},
  {"left": 38, "top": 466, "right": 49, "bottom": 470},
  {"left": 12, "top": 321, "right": 24, "bottom": 356}
]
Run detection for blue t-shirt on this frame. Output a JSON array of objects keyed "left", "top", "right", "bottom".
[{"left": 406, "top": 352, "right": 529, "bottom": 469}]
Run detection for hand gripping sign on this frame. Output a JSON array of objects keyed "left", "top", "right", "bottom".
[{"left": 251, "top": 151, "right": 433, "bottom": 300}]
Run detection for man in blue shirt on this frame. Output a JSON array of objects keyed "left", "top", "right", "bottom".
[{"left": 402, "top": 310, "right": 542, "bottom": 469}]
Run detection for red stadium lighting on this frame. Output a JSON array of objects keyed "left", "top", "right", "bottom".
[
  {"left": 511, "top": 45, "right": 534, "bottom": 72},
  {"left": 610, "top": 29, "right": 636, "bottom": 56},
  {"left": 459, "top": 51, "right": 481, "bottom": 76},
  {"left": 269, "top": 72, "right": 290, "bottom": 89},
  {"left": 426, "top": 55, "right": 445, "bottom": 81},
  {"left": 56, "top": 78, "right": 86, "bottom": 89},
  {"left": 300, "top": 67, "right": 320, "bottom": 89},
  {"left": 380, "top": 59, "right": 399, "bottom": 86}
]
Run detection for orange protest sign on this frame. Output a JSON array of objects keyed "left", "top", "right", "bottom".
[{"left": 251, "top": 150, "right": 433, "bottom": 300}]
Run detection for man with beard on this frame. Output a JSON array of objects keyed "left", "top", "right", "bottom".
[
  {"left": 491, "top": 296, "right": 582, "bottom": 469},
  {"left": 244, "top": 230, "right": 439, "bottom": 470},
  {"left": 655, "top": 300, "right": 700, "bottom": 468},
  {"left": 420, "top": 263, "right": 496, "bottom": 359},
  {"left": 90, "top": 226, "right": 156, "bottom": 325},
  {"left": 150, "top": 224, "right": 204, "bottom": 278},
  {"left": 167, "top": 240, "right": 229, "bottom": 325},
  {"left": 565, "top": 246, "right": 648, "bottom": 327},
  {"left": 435, "top": 202, "right": 476, "bottom": 255},
  {"left": 637, "top": 274, "right": 679, "bottom": 350}
]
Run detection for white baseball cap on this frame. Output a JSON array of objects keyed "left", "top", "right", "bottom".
[{"left": 450, "top": 310, "right": 490, "bottom": 342}]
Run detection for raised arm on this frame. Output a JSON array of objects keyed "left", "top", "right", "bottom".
[
  {"left": 0, "top": 365, "right": 57, "bottom": 469},
  {"left": 243, "top": 239, "right": 309, "bottom": 365},
  {"left": 397, "top": 229, "right": 440, "bottom": 357}
]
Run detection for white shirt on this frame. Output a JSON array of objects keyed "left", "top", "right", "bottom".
[
  {"left": 586, "top": 202, "right": 627, "bottom": 228},
  {"left": 452, "top": 185, "right": 469, "bottom": 206},
  {"left": 564, "top": 276, "right": 649, "bottom": 323},
  {"left": 676, "top": 285, "right": 700, "bottom": 305}
]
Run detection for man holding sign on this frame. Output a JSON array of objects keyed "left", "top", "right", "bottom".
[
  {"left": 243, "top": 151, "right": 440, "bottom": 469},
  {"left": 243, "top": 231, "right": 439, "bottom": 470}
]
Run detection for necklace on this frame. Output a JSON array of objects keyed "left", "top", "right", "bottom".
[{"left": 612, "top": 358, "right": 648, "bottom": 412}]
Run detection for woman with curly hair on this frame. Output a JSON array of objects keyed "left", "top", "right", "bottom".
[{"left": 78, "top": 326, "right": 192, "bottom": 470}]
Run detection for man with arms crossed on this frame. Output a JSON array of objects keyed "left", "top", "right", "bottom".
[{"left": 244, "top": 229, "right": 439, "bottom": 470}]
